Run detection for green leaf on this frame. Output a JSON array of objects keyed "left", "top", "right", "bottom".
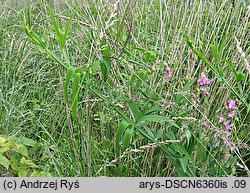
[
  {"left": 128, "top": 101, "right": 142, "bottom": 122},
  {"left": 186, "top": 134, "right": 196, "bottom": 154},
  {"left": 210, "top": 44, "right": 219, "bottom": 64},
  {"left": 18, "top": 170, "right": 28, "bottom": 177},
  {"left": 91, "top": 60, "right": 101, "bottom": 75},
  {"left": 185, "top": 129, "right": 192, "bottom": 148},
  {"left": 173, "top": 143, "right": 192, "bottom": 160},
  {"left": 123, "top": 128, "right": 133, "bottom": 151},
  {"left": 143, "top": 107, "right": 163, "bottom": 115},
  {"left": 100, "top": 40, "right": 112, "bottom": 81},
  {"left": 137, "top": 115, "right": 165, "bottom": 125},
  {"left": 64, "top": 66, "right": 75, "bottom": 103},
  {"left": 138, "top": 128, "right": 155, "bottom": 141},
  {"left": 0, "top": 137, "right": 6, "bottom": 144},
  {"left": 16, "top": 145, "right": 29, "bottom": 157},
  {"left": 156, "top": 128, "right": 163, "bottom": 140},
  {"left": 179, "top": 156, "right": 188, "bottom": 174},
  {"left": 20, "top": 137, "right": 37, "bottom": 147},
  {"left": 62, "top": 9, "right": 77, "bottom": 49},
  {"left": 72, "top": 72, "right": 81, "bottom": 121},
  {"left": 198, "top": 139, "right": 207, "bottom": 162},
  {"left": 144, "top": 126, "right": 155, "bottom": 140},
  {"left": 0, "top": 145, "right": 9, "bottom": 153},
  {"left": 0, "top": 155, "right": 10, "bottom": 170},
  {"left": 100, "top": 60, "right": 108, "bottom": 82},
  {"left": 236, "top": 72, "right": 246, "bottom": 83},
  {"left": 7, "top": 136, "right": 19, "bottom": 143},
  {"left": 116, "top": 121, "right": 131, "bottom": 156},
  {"left": 20, "top": 157, "right": 38, "bottom": 168},
  {"left": 48, "top": 5, "right": 63, "bottom": 48}
]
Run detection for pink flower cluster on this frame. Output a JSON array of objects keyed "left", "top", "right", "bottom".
[
  {"left": 226, "top": 100, "right": 237, "bottom": 118},
  {"left": 213, "top": 100, "right": 237, "bottom": 151},
  {"left": 197, "top": 74, "right": 211, "bottom": 96},
  {"left": 165, "top": 67, "right": 173, "bottom": 81}
]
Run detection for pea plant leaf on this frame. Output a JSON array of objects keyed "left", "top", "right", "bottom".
[
  {"left": 122, "top": 128, "right": 133, "bottom": 151},
  {"left": 115, "top": 120, "right": 131, "bottom": 157},
  {"left": 72, "top": 72, "right": 81, "bottom": 121},
  {"left": 0, "top": 155, "right": 10, "bottom": 170},
  {"left": 64, "top": 66, "right": 76, "bottom": 103}
]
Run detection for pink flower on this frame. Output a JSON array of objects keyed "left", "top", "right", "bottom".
[
  {"left": 228, "top": 100, "right": 236, "bottom": 110},
  {"left": 219, "top": 116, "right": 224, "bottom": 123},
  {"left": 199, "top": 88, "right": 210, "bottom": 96},
  {"left": 224, "top": 120, "right": 233, "bottom": 131},
  {"left": 198, "top": 75, "right": 212, "bottom": 86},
  {"left": 214, "top": 142, "right": 219, "bottom": 147},
  {"left": 228, "top": 110, "right": 236, "bottom": 118},
  {"left": 165, "top": 67, "right": 173, "bottom": 81},
  {"left": 230, "top": 143, "right": 236, "bottom": 151}
]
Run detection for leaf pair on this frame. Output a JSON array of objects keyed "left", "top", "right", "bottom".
[
  {"left": 48, "top": 5, "right": 76, "bottom": 50},
  {"left": 115, "top": 121, "right": 133, "bottom": 157}
]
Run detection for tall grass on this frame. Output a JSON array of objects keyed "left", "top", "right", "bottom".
[{"left": 0, "top": 0, "right": 249, "bottom": 176}]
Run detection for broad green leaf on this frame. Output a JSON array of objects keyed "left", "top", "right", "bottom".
[
  {"left": 116, "top": 121, "right": 131, "bottom": 156},
  {"left": 187, "top": 134, "right": 196, "bottom": 154},
  {"left": 100, "top": 60, "right": 108, "bottom": 82},
  {"left": 179, "top": 156, "right": 188, "bottom": 174},
  {"left": 123, "top": 128, "right": 133, "bottom": 151},
  {"left": 164, "top": 131, "right": 175, "bottom": 140},
  {"left": 0, "top": 137, "right": 6, "bottom": 144},
  {"left": 72, "top": 73, "right": 81, "bottom": 121},
  {"left": 156, "top": 128, "right": 163, "bottom": 140},
  {"left": 137, "top": 115, "right": 165, "bottom": 125},
  {"left": 18, "top": 170, "right": 28, "bottom": 177},
  {"left": 91, "top": 60, "right": 101, "bottom": 75},
  {"left": 210, "top": 44, "right": 219, "bottom": 64},
  {"left": 138, "top": 128, "right": 154, "bottom": 141},
  {"left": 198, "top": 139, "right": 207, "bottom": 162},
  {"left": 0, "top": 155, "right": 10, "bottom": 169},
  {"left": 128, "top": 101, "right": 142, "bottom": 122},
  {"left": 11, "top": 161, "right": 20, "bottom": 172},
  {"left": 64, "top": 66, "right": 75, "bottom": 103},
  {"left": 185, "top": 129, "right": 192, "bottom": 148},
  {"left": 16, "top": 145, "right": 29, "bottom": 157},
  {"left": 173, "top": 143, "right": 192, "bottom": 160},
  {"left": 0, "top": 146, "right": 9, "bottom": 153},
  {"left": 20, "top": 137, "right": 36, "bottom": 147},
  {"left": 20, "top": 157, "right": 38, "bottom": 168},
  {"left": 143, "top": 107, "right": 163, "bottom": 115},
  {"left": 7, "top": 136, "right": 19, "bottom": 143},
  {"left": 144, "top": 126, "right": 155, "bottom": 140},
  {"left": 100, "top": 40, "right": 112, "bottom": 81}
]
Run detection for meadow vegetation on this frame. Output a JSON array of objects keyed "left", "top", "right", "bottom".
[{"left": 0, "top": 0, "right": 249, "bottom": 176}]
